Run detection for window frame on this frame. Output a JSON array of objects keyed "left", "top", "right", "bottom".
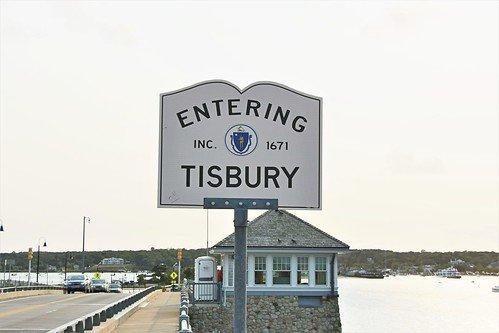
[
  {"left": 315, "top": 256, "right": 327, "bottom": 285},
  {"left": 254, "top": 256, "right": 267, "bottom": 285},
  {"left": 272, "top": 256, "right": 291, "bottom": 285},
  {"left": 297, "top": 256, "right": 309, "bottom": 285}
]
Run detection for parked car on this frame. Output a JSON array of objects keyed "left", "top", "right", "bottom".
[
  {"left": 170, "top": 283, "right": 180, "bottom": 292},
  {"left": 108, "top": 283, "right": 123, "bottom": 293},
  {"left": 65, "top": 274, "right": 91, "bottom": 293},
  {"left": 90, "top": 279, "right": 109, "bottom": 293}
]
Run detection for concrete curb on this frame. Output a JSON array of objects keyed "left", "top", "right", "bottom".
[
  {"left": 92, "top": 290, "right": 161, "bottom": 333},
  {"left": 0, "top": 289, "right": 61, "bottom": 302}
]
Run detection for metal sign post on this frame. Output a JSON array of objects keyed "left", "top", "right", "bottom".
[
  {"left": 177, "top": 249, "right": 182, "bottom": 286},
  {"left": 204, "top": 198, "right": 278, "bottom": 333}
]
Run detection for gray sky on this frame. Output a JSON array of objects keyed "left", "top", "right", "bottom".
[{"left": 0, "top": 1, "right": 497, "bottom": 253}]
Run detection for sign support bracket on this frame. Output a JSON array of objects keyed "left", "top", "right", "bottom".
[{"left": 203, "top": 198, "right": 278, "bottom": 333}]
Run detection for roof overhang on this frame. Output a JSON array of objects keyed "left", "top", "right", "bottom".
[{"left": 212, "top": 246, "right": 349, "bottom": 254}]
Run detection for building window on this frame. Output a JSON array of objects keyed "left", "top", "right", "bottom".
[
  {"left": 254, "top": 256, "right": 266, "bottom": 285},
  {"left": 228, "top": 256, "right": 234, "bottom": 287},
  {"left": 273, "top": 256, "right": 291, "bottom": 285},
  {"left": 315, "top": 257, "right": 327, "bottom": 285},
  {"left": 297, "top": 257, "right": 309, "bottom": 285}
]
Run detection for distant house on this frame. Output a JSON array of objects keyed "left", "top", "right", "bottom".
[
  {"left": 450, "top": 259, "right": 466, "bottom": 266},
  {"left": 190, "top": 210, "right": 349, "bottom": 332},
  {"left": 100, "top": 257, "right": 125, "bottom": 266}
]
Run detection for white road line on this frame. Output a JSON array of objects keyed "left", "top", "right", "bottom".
[{"left": 139, "top": 301, "right": 150, "bottom": 308}]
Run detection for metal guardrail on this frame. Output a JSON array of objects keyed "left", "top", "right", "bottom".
[
  {"left": 0, "top": 285, "right": 63, "bottom": 293},
  {"left": 188, "top": 282, "right": 222, "bottom": 305},
  {"left": 48, "top": 285, "right": 158, "bottom": 333},
  {"left": 179, "top": 284, "right": 192, "bottom": 333}
]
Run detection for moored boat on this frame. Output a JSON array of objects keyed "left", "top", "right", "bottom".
[
  {"left": 345, "top": 269, "right": 384, "bottom": 279},
  {"left": 435, "top": 267, "right": 461, "bottom": 279}
]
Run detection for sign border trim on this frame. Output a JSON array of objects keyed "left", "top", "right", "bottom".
[{"left": 157, "top": 80, "right": 322, "bottom": 210}]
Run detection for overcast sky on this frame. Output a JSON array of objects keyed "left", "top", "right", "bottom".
[{"left": 0, "top": 1, "right": 497, "bottom": 253}]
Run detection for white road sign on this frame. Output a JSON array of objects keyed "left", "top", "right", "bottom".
[{"left": 158, "top": 81, "right": 322, "bottom": 209}]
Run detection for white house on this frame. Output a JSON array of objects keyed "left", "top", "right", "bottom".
[{"left": 213, "top": 210, "right": 348, "bottom": 297}]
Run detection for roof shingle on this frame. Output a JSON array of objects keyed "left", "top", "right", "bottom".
[{"left": 213, "top": 210, "right": 349, "bottom": 249}]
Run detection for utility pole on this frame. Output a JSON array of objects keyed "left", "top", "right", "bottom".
[
  {"left": 206, "top": 210, "right": 209, "bottom": 256},
  {"left": 82, "top": 216, "right": 90, "bottom": 273},
  {"left": 0, "top": 222, "right": 4, "bottom": 286}
]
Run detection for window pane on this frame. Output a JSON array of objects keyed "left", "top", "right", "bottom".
[
  {"left": 315, "top": 271, "right": 327, "bottom": 285},
  {"left": 297, "top": 271, "right": 309, "bottom": 285},
  {"left": 298, "top": 257, "right": 309, "bottom": 270},
  {"left": 273, "top": 257, "right": 291, "bottom": 270},
  {"left": 273, "top": 271, "right": 291, "bottom": 284},
  {"left": 255, "top": 271, "right": 266, "bottom": 285},
  {"left": 316, "top": 257, "right": 327, "bottom": 271},
  {"left": 255, "top": 257, "right": 266, "bottom": 271},
  {"left": 228, "top": 257, "right": 234, "bottom": 287}
]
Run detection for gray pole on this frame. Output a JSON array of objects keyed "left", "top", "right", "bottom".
[
  {"left": 233, "top": 208, "right": 248, "bottom": 333},
  {"left": 203, "top": 198, "right": 277, "bottom": 333},
  {"left": 82, "top": 217, "right": 86, "bottom": 273}
]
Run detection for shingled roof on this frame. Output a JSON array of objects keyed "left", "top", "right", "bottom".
[{"left": 213, "top": 210, "right": 349, "bottom": 249}]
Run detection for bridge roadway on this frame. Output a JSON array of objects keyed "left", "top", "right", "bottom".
[{"left": 0, "top": 292, "right": 130, "bottom": 332}]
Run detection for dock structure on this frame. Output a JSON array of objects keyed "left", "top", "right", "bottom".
[{"left": 188, "top": 209, "right": 349, "bottom": 333}]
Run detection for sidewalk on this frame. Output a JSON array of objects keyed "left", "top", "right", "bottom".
[{"left": 113, "top": 291, "right": 180, "bottom": 333}]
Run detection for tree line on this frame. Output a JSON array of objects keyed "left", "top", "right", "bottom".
[{"left": 0, "top": 248, "right": 497, "bottom": 274}]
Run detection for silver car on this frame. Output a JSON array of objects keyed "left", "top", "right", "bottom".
[
  {"left": 90, "top": 279, "right": 109, "bottom": 293},
  {"left": 108, "top": 283, "right": 123, "bottom": 293}
]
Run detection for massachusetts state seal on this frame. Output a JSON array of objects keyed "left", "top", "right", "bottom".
[{"left": 225, "top": 124, "right": 258, "bottom": 156}]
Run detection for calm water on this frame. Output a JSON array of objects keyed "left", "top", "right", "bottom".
[
  {"left": 339, "top": 275, "right": 499, "bottom": 333},
  {"left": 3, "top": 271, "right": 140, "bottom": 285}
]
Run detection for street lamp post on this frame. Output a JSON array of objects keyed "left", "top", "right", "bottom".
[
  {"left": 0, "top": 221, "right": 4, "bottom": 286},
  {"left": 64, "top": 252, "right": 74, "bottom": 282},
  {"left": 36, "top": 237, "right": 47, "bottom": 284},
  {"left": 82, "top": 216, "right": 91, "bottom": 273}
]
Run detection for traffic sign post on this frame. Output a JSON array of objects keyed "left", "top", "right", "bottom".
[
  {"left": 177, "top": 249, "right": 182, "bottom": 286},
  {"left": 27, "top": 248, "right": 33, "bottom": 286},
  {"left": 158, "top": 81, "right": 321, "bottom": 333}
]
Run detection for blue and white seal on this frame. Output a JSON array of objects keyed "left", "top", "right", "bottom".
[{"left": 225, "top": 124, "right": 258, "bottom": 156}]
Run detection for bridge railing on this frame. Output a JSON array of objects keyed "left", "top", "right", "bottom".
[
  {"left": 179, "top": 282, "right": 192, "bottom": 333},
  {"left": 188, "top": 282, "right": 222, "bottom": 305},
  {"left": 0, "top": 285, "right": 63, "bottom": 293},
  {"left": 48, "top": 285, "right": 159, "bottom": 333}
]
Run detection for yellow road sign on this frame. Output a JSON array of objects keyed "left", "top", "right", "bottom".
[
  {"left": 27, "top": 247, "right": 33, "bottom": 260},
  {"left": 170, "top": 271, "right": 178, "bottom": 280}
]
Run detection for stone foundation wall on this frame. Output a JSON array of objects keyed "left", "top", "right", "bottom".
[{"left": 190, "top": 295, "right": 341, "bottom": 333}]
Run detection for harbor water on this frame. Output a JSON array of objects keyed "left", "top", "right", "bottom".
[
  {"left": 339, "top": 275, "right": 499, "bottom": 333},
  {"left": 2, "top": 273, "right": 498, "bottom": 332},
  {"left": 2, "top": 271, "right": 141, "bottom": 285}
]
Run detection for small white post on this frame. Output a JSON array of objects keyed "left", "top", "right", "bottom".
[
  {"left": 28, "top": 259, "right": 32, "bottom": 286},
  {"left": 178, "top": 260, "right": 181, "bottom": 287}
]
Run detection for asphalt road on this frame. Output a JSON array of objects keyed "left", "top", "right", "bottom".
[{"left": 0, "top": 292, "right": 130, "bottom": 332}]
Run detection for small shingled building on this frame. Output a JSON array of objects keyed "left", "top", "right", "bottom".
[{"left": 190, "top": 209, "right": 349, "bottom": 333}]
